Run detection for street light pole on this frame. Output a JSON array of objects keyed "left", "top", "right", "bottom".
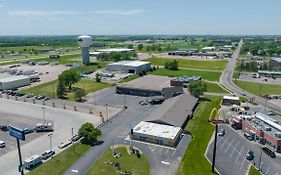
[
  {"left": 42, "top": 107, "right": 46, "bottom": 124},
  {"left": 48, "top": 133, "right": 53, "bottom": 151}
]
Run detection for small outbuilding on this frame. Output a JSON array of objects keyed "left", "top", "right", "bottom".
[{"left": 222, "top": 96, "right": 240, "bottom": 106}]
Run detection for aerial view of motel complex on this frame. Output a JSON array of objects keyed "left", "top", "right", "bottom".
[{"left": 0, "top": 1, "right": 281, "bottom": 175}]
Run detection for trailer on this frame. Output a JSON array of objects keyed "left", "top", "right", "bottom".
[
  {"left": 34, "top": 123, "right": 54, "bottom": 132},
  {"left": 24, "top": 155, "right": 42, "bottom": 169}
]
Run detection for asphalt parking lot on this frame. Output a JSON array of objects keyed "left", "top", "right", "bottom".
[
  {"left": 239, "top": 72, "right": 281, "bottom": 85},
  {"left": 0, "top": 112, "right": 48, "bottom": 157},
  {"left": 207, "top": 124, "right": 281, "bottom": 175}
]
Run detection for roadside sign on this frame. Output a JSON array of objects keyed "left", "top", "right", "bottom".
[{"left": 9, "top": 125, "right": 25, "bottom": 141}]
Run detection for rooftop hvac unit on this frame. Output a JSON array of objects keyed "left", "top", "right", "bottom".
[{"left": 265, "top": 127, "right": 272, "bottom": 131}]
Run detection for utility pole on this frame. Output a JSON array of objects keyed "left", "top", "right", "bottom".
[
  {"left": 48, "top": 133, "right": 53, "bottom": 151},
  {"left": 71, "top": 128, "right": 75, "bottom": 152},
  {"left": 212, "top": 124, "right": 218, "bottom": 173},
  {"left": 17, "top": 139, "right": 24, "bottom": 175}
]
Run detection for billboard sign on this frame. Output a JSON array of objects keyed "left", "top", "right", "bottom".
[{"left": 9, "top": 125, "right": 25, "bottom": 141}]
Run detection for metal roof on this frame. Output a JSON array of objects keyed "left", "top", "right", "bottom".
[
  {"left": 0, "top": 75, "right": 30, "bottom": 83},
  {"left": 145, "top": 93, "right": 198, "bottom": 127},
  {"left": 223, "top": 95, "right": 239, "bottom": 101}
]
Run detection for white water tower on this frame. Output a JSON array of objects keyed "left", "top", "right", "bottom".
[{"left": 77, "top": 35, "right": 93, "bottom": 64}]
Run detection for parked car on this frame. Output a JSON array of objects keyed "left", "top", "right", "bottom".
[
  {"left": 0, "top": 141, "right": 6, "bottom": 148},
  {"left": 246, "top": 150, "right": 255, "bottom": 160},
  {"left": 43, "top": 96, "right": 50, "bottom": 101},
  {"left": 23, "top": 128, "right": 34, "bottom": 134},
  {"left": 218, "top": 128, "right": 225, "bottom": 136},
  {"left": 244, "top": 133, "right": 254, "bottom": 141},
  {"left": 26, "top": 94, "right": 34, "bottom": 98},
  {"left": 0, "top": 125, "right": 8, "bottom": 132},
  {"left": 262, "top": 147, "right": 276, "bottom": 158},
  {"left": 41, "top": 150, "right": 55, "bottom": 160},
  {"left": 58, "top": 140, "right": 72, "bottom": 149},
  {"left": 71, "top": 134, "right": 81, "bottom": 142},
  {"left": 35, "top": 96, "right": 44, "bottom": 100}
]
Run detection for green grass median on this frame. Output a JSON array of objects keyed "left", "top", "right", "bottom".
[
  {"left": 28, "top": 143, "right": 91, "bottom": 175},
  {"left": 86, "top": 145, "right": 149, "bottom": 175},
  {"left": 248, "top": 165, "right": 261, "bottom": 175},
  {"left": 147, "top": 58, "right": 227, "bottom": 71},
  {"left": 177, "top": 96, "right": 222, "bottom": 175},
  {"left": 150, "top": 68, "right": 222, "bottom": 81}
]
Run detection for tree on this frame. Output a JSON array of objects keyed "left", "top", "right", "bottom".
[
  {"left": 128, "top": 44, "right": 133, "bottom": 49},
  {"left": 75, "top": 88, "right": 86, "bottom": 102},
  {"left": 78, "top": 122, "right": 101, "bottom": 144},
  {"left": 188, "top": 80, "right": 207, "bottom": 97},
  {"left": 96, "top": 73, "right": 101, "bottom": 82},
  {"left": 56, "top": 81, "right": 66, "bottom": 99},
  {"left": 59, "top": 69, "right": 80, "bottom": 89},
  {"left": 137, "top": 44, "right": 144, "bottom": 51},
  {"left": 164, "top": 60, "right": 178, "bottom": 70}
]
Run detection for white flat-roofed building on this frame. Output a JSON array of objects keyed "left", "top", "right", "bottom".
[
  {"left": 0, "top": 75, "right": 30, "bottom": 90},
  {"left": 106, "top": 61, "right": 151, "bottom": 74},
  {"left": 132, "top": 121, "right": 182, "bottom": 147},
  {"left": 222, "top": 95, "right": 240, "bottom": 106},
  {"left": 90, "top": 48, "right": 135, "bottom": 57}
]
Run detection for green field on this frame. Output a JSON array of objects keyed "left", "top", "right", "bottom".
[
  {"left": 177, "top": 96, "right": 222, "bottom": 175},
  {"left": 28, "top": 143, "right": 91, "bottom": 175},
  {"left": 150, "top": 68, "right": 222, "bottom": 81},
  {"left": 86, "top": 145, "right": 149, "bottom": 175},
  {"left": 235, "top": 80, "right": 281, "bottom": 97},
  {"left": 147, "top": 58, "right": 227, "bottom": 71},
  {"left": 119, "top": 74, "right": 140, "bottom": 83},
  {"left": 205, "top": 82, "right": 229, "bottom": 94},
  {"left": 22, "top": 79, "right": 112, "bottom": 101},
  {"left": 248, "top": 166, "right": 261, "bottom": 175}
]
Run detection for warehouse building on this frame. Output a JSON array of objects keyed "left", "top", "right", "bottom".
[
  {"left": 232, "top": 112, "right": 281, "bottom": 152},
  {"left": 131, "top": 93, "right": 198, "bottom": 147},
  {"left": 116, "top": 75, "right": 183, "bottom": 99},
  {"left": 170, "top": 76, "right": 201, "bottom": 87},
  {"left": 269, "top": 57, "right": 281, "bottom": 68},
  {"left": 90, "top": 48, "right": 135, "bottom": 57},
  {"left": 258, "top": 70, "right": 281, "bottom": 78},
  {"left": 106, "top": 61, "right": 151, "bottom": 74},
  {"left": 0, "top": 75, "right": 30, "bottom": 90}
]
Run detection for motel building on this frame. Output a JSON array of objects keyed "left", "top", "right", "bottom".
[{"left": 232, "top": 112, "right": 281, "bottom": 152}]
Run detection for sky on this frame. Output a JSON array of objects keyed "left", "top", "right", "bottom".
[{"left": 0, "top": 0, "right": 281, "bottom": 35}]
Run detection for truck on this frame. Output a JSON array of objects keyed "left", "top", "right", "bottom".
[
  {"left": 34, "top": 123, "right": 53, "bottom": 132},
  {"left": 24, "top": 155, "right": 42, "bottom": 169}
]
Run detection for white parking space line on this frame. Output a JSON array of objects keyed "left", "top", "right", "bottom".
[
  {"left": 220, "top": 137, "right": 229, "bottom": 149},
  {"left": 235, "top": 145, "right": 244, "bottom": 164},
  {"left": 275, "top": 172, "right": 279, "bottom": 175},
  {"left": 171, "top": 150, "right": 176, "bottom": 158},
  {"left": 260, "top": 161, "right": 264, "bottom": 167},
  {"left": 217, "top": 136, "right": 224, "bottom": 144},
  {"left": 240, "top": 157, "right": 247, "bottom": 170},
  {"left": 165, "top": 148, "right": 169, "bottom": 155},
  {"left": 229, "top": 146, "right": 236, "bottom": 159},
  {"left": 224, "top": 139, "right": 234, "bottom": 153},
  {"left": 265, "top": 167, "right": 270, "bottom": 175},
  {"left": 159, "top": 147, "right": 163, "bottom": 153}
]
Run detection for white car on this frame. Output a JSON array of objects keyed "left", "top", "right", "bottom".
[
  {"left": 58, "top": 140, "right": 72, "bottom": 149},
  {"left": 0, "top": 141, "right": 5, "bottom": 148},
  {"left": 218, "top": 129, "right": 225, "bottom": 136},
  {"left": 41, "top": 150, "right": 55, "bottom": 160}
]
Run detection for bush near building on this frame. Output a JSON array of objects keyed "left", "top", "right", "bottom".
[{"left": 164, "top": 60, "right": 178, "bottom": 70}]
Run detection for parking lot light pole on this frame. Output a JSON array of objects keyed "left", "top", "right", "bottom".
[
  {"left": 42, "top": 107, "right": 46, "bottom": 124},
  {"left": 48, "top": 133, "right": 52, "bottom": 151}
]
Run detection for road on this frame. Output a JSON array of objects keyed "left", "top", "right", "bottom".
[{"left": 220, "top": 39, "right": 281, "bottom": 113}]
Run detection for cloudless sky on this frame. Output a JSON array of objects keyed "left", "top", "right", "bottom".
[{"left": 0, "top": 0, "right": 280, "bottom": 35}]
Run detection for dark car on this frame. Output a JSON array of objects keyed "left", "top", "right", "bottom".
[
  {"left": 262, "top": 147, "right": 276, "bottom": 158},
  {"left": 35, "top": 96, "right": 44, "bottom": 100},
  {"left": 246, "top": 150, "right": 255, "bottom": 160},
  {"left": 43, "top": 96, "right": 50, "bottom": 101}
]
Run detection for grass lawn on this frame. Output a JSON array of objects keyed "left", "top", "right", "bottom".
[
  {"left": 22, "top": 79, "right": 112, "bottom": 101},
  {"left": 235, "top": 80, "right": 281, "bottom": 97},
  {"left": 248, "top": 165, "right": 261, "bottom": 175},
  {"left": 177, "top": 96, "right": 222, "bottom": 175},
  {"left": 86, "top": 145, "right": 149, "bottom": 175},
  {"left": 147, "top": 58, "right": 228, "bottom": 71},
  {"left": 205, "top": 82, "right": 228, "bottom": 94},
  {"left": 150, "top": 68, "right": 222, "bottom": 82},
  {"left": 28, "top": 143, "right": 91, "bottom": 175}
]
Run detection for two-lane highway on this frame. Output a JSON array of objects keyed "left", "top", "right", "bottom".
[{"left": 220, "top": 39, "right": 281, "bottom": 113}]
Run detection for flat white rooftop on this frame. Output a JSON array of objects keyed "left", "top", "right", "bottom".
[
  {"left": 133, "top": 121, "right": 182, "bottom": 140},
  {"left": 107, "top": 61, "right": 150, "bottom": 67},
  {"left": 223, "top": 95, "right": 239, "bottom": 101},
  {"left": 0, "top": 75, "right": 30, "bottom": 83},
  {"left": 97, "top": 48, "right": 134, "bottom": 52}
]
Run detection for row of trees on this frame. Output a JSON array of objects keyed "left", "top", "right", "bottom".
[
  {"left": 97, "top": 52, "right": 137, "bottom": 62},
  {"left": 242, "top": 41, "right": 281, "bottom": 56}
]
